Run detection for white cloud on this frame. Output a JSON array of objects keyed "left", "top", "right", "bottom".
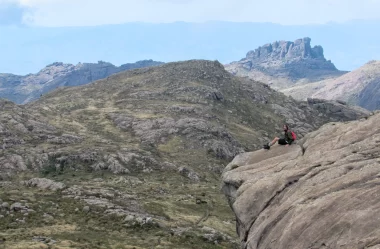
[{"left": 2, "top": 0, "right": 380, "bottom": 26}]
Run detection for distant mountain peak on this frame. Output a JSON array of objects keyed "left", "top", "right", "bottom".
[
  {"left": 241, "top": 37, "right": 337, "bottom": 71},
  {"left": 226, "top": 37, "right": 345, "bottom": 89},
  {"left": 46, "top": 62, "right": 68, "bottom": 67},
  {"left": 245, "top": 37, "right": 328, "bottom": 62},
  {"left": 0, "top": 60, "right": 164, "bottom": 104}
]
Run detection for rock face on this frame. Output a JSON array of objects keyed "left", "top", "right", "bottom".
[
  {"left": 225, "top": 38, "right": 346, "bottom": 89},
  {"left": 306, "top": 98, "right": 370, "bottom": 120},
  {"left": 0, "top": 60, "right": 163, "bottom": 104},
  {"left": 282, "top": 60, "right": 380, "bottom": 111},
  {"left": 222, "top": 113, "right": 380, "bottom": 249}
]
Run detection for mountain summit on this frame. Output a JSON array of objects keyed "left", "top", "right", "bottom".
[
  {"left": 0, "top": 60, "right": 163, "bottom": 104},
  {"left": 245, "top": 37, "right": 332, "bottom": 64},
  {"left": 226, "top": 37, "right": 346, "bottom": 89}
]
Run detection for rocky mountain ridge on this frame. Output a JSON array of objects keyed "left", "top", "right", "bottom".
[
  {"left": 222, "top": 112, "right": 380, "bottom": 249},
  {"left": 0, "top": 60, "right": 163, "bottom": 104},
  {"left": 282, "top": 60, "right": 380, "bottom": 111},
  {"left": 0, "top": 60, "right": 370, "bottom": 249},
  {"left": 225, "top": 37, "right": 347, "bottom": 89}
]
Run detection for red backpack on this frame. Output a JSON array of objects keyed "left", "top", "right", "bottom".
[{"left": 290, "top": 131, "right": 297, "bottom": 140}]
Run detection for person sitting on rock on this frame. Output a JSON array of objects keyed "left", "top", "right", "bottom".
[{"left": 263, "top": 124, "right": 295, "bottom": 150}]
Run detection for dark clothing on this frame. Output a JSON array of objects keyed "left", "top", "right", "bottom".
[
  {"left": 284, "top": 130, "right": 294, "bottom": 144},
  {"left": 280, "top": 130, "right": 294, "bottom": 145},
  {"left": 278, "top": 138, "right": 288, "bottom": 145}
]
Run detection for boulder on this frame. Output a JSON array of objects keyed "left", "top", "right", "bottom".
[
  {"left": 22, "top": 178, "right": 66, "bottom": 191},
  {"left": 178, "top": 167, "right": 200, "bottom": 182},
  {"left": 1, "top": 202, "right": 9, "bottom": 210},
  {"left": 222, "top": 113, "right": 380, "bottom": 249},
  {"left": 82, "top": 206, "right": 90, "bottom": 213},
  {"left": 10, "top": 202, "right": 23, "bottom": 212},
  {"left": 42, "top": 213, "right": 54, "bottom": 222}
]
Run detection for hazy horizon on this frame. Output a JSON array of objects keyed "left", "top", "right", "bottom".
[
  {"left": 1, "top": 20, "right": 380, "bottom": 75},
  {"left": 1, "top": 0, "right": 379, "bottom": 75}
]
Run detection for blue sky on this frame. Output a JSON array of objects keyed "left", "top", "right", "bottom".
[{"left": 0, "top": 0, "right": 380, "bottom": 74}]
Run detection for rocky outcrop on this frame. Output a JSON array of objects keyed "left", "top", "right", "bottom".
[
  {"left": 0, "top": 60, "right": 163, "bottom": 104},
  {"left": 107, "top": 114, "right": 244, "bottom": 160},
  {"left": 282, "top": 60, "right": 380, "bottom": 111},
  {"left": 22, "top": 178, "right": 66, "bottom": 191},
  {"left": 244, "top": 37, "right": 329, "bottom": 64},
  {"left": 225, "top": 38, "right": 346, "bottom": 89},
  {"left": 306, "top": 98, "right": 370, "bottom": 120},
  {"left": 222, "top": 113, "right": 380, "bottom": 249}
]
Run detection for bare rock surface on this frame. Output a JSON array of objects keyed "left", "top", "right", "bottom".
[
  {"left": 222, "top": 113, "right": 380, "bottom": 249},
  {"left": 22, "top": 178, "right": 66, "bottom": 191}
]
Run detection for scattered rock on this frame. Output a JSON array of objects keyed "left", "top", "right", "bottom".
[
  {"left": 47, "top": 134, "right": 83, "bottom": 144},
  {"left": 124, "top": 215, "right": 135, "bottom": 222},
  {"left": 201, "top": 226, "right": 230, "bottom": 243},
  {"left": 10, "top": 202, "right": 23, "bottom": 212},
  {"left": 42, "top": 213, "right": 54, "bottom": 222},
  {"left": 112, "top": 176, "right": 142, "bottom": 185},
  {"left": 22, "top": 178, "right": 66, "bottom": 191},
  {"left": 1, "top": 202, "right": 9, "bottom": 209},
  {"left": 16, "top": 218, "right": 26, "bottom": 223},
  {"left": 145, "top": 217, "right": 153, "bottom": 224},
  {"left": 82, "top": 206, "right": 90, "bottom": 213},
  {"left": 0, "top": 154, "right": 27, "bottom": 172},
  {"left": 135, "top": 217, "right": 143, "bottom": 224},
  {"left": 178, "top": 167, "right": 200, "bottom": 182},
  {"left": 33, "top": 236, "right": 57, "bottom": 245}
]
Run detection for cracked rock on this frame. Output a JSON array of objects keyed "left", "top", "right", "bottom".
[{"left": 222, "top": 113, "right": 380, "bottom": 249}]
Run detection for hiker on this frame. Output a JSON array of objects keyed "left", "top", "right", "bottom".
[{"left": 263, "top": 124, "right": 296, "bottom": 150}]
